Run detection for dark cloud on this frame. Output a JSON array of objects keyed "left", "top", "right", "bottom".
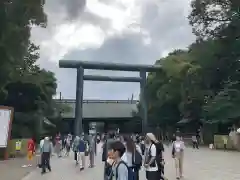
[
  {"left": 44, "top": 0, "right": 110, "bottom": 30},
  {"left": 60, "top": 0, "right": 86, "bottom": 19},
  {"left": 45, "top": 0, "right": 86, "bottom": 20}
]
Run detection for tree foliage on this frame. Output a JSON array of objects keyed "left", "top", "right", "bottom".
[
  {"left": 0, "top": 1, "right": 59, "bottom": 138},
  {"left": 143, "top": 0, "right": 240, "bottom": 128}
]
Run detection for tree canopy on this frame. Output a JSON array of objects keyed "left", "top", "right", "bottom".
[
  {"left": 1, "top": 1, "right": 59, "bottom": 138},
  {"left": 144, "top": 0, "right": 240, "bottom": 129}
]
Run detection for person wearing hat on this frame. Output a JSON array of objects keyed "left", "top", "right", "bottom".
[
  {"left": 41, "top": 136, "right": 53, "bottom": 174},
  {"left": 144, "top": 133, "right": 159, "bottom": 180}
]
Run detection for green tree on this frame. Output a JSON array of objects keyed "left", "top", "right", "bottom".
[
  {"left": 0, "top": 0, "right": 47, "bottom": 101},
  {"left": 146, "top": 50, "right": 203, "bottom": 127},
  {"left": 188, "top": 0, "right": 240, "bottom": 125},
  {"left": 0, "top": 1, "right": 60, "bottom": 138}
]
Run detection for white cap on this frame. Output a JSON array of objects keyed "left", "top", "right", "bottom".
[{"left": 146, "top": 133, "right": 157, "bottom": 141}]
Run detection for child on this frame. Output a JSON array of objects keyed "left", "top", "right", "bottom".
[
  {"left": 192, "top": 135, "right": 198, "bottom": 149},
  {"left": 222, "top": 136, "right": 228, "bottom": 151},
  {"left": 27, "top": 138, "right": 35, "bottom": 167}
]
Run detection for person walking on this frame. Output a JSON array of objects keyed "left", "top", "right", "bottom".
[
  {"left": 65, "top": 135, "right": 71, "bottom": 156},
  {"left": 41, "top": 137, "right": 53, "bottom": 174},
  {"left": 172, "top": 136, "right": 185, "bottom": 179},
  {"left": 78, "top": 135, "right": 86, "bottom": 171},
  {"left": 72, "top": 136, "right": 80, "bottom": 165},
  {"left": 192, "top": 135, "right": 198, "bottom": 149},
  {"left": 38, "top": 137, "right": 45, "bottom": 168},
  {"left": 28, "top": 138, "right": 35, "bottom": 167},
  {"left": 55, "top": 133, "right": 62, "bottom": 157},
  {"left": 89, "top": 135, "right": 96, "bottom": 168},
  {"left": 22, "top": 138, "right": 35, "bottom": 167}
]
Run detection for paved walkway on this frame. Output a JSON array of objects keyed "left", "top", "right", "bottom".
[
  {"left": 22, "top": 146, "right": 240, "bottom": 180},
  {"left": 0, "top": 156, "right": 37, "bottom": 180}
]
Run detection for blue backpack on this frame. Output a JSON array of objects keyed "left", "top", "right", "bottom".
[
  {"left": 132, "top": 150, "right": 142, "bottom": 169},
  {"left": 116, "top": 161, "right": 135, "bottom": 180}
]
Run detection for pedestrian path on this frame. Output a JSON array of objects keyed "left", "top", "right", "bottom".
[{"left": 22, "top": 146, "right": 240, "bottom": 180}]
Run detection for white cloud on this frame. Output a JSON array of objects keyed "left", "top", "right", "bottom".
[
  {"left": 54, "top": 23, "right": 105, "bottom": 50},
  {"left": 36, "top": 23, "right": 106, "bottom": 63},
  {"left": 31, "top": 0, "right": 196, "bottom": 99},
  {"left": 31, "top": 0, "right": 152, "bottom": 64},
  {"left": 86, "top": 0, "right": 142, "bottom": 33}
]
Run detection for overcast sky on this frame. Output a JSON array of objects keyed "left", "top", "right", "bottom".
[{"left": 31, "top": 0, "right": 195, "bottom": 100}]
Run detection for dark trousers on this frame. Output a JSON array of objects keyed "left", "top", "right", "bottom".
[
  {"left": 41, "top": 152, "right": 51, "bottom": 173},
  {"left": 89, "top": 151, "right": 94, "bottom": 166},
  {"left": 104, "top": 162, "right": 112, "bottom": 180},
  {"left": 141, "top": 144, "right": 145, "bottom": 155},
  {"left": 224, "top": 143, "right": 227, "bottom": 150},
  {"left": 134, "top": 169, "right": 140, "bottom": 180},
  {"left": 193, "top": 141, "right": 199, "bottom": 149},
  {"left": 146, "top": 171, "right": 159, "bottom": 180},
  {"left": 74, "top": 151, "right": 78, "bottom": 161}
]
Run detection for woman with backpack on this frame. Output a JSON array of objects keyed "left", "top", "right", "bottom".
[{"left": 121, "top": 137, "right": 142, "bottom": 180}]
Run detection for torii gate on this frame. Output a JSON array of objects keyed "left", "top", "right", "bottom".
[{"left": 59, "top": 60, "right": 161, "bottom": 135}]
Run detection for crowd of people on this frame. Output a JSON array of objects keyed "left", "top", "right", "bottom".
[
  {"left": 102, "top": 132, "right": 185, "bottom": 180},
  {"left": 33, "top": 130, "right": 186, "bottom": 179}
]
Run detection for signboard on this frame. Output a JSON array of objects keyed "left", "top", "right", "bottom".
[
  {"left": 0, "top": 107, "right": 13, "bottom": 148},
  {"left": 15, "top": 140, "right": 22, "bottom": 151}
]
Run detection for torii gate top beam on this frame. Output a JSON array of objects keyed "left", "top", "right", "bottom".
[
  {"left": 59, "top": 60, "right": 161, "bottom": 72},
  {"left": 83, "top": 75, "right": 142, "bottom": 82}
]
